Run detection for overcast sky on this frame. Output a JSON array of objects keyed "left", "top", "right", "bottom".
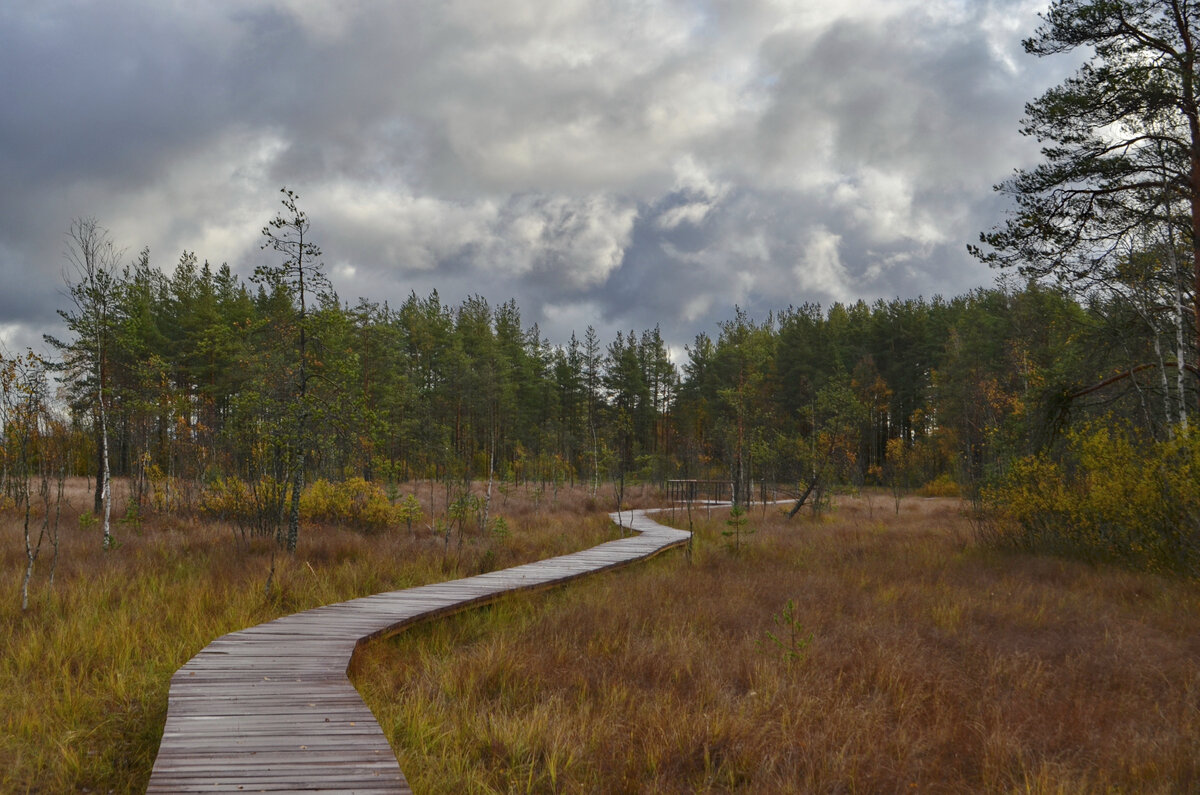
[{"left": 0, "top": 0, "right": 1080, "bottom": 357}]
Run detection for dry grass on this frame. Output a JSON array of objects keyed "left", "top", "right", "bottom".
[
  {"left": 0, "top": 478, "right": 620, "bottom": 793},
  {"left": 6, "top": 482, "right": 1199, "bottom": 792},
  {"left": 353, "top": 494, "right": 1200, "bottom": 793}
]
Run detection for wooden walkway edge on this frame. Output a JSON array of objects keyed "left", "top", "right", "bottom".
[{"left": 147, "top": 508, "right": 689, "bottom": 793}]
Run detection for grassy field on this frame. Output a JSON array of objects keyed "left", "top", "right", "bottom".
[
  {"left": 352, "top": 495, "right": 1200, "bottom": 794},
  {"left": 0, "top": 478, "right": 627, "bottom": 793},
  {"left": 3, "top": 483, "right": 1199, "bottom": 792}
]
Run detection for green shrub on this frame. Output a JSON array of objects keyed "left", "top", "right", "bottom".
[
  {"left": 490, "top": 515, "right": 510, "bottom": 541},
  {"left": 397, "top": 493, "right": 423, "bottom": 534}
]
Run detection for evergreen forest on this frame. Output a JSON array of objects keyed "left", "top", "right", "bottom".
[
  {"left": 9, "top": 0, "right": 1200, "bottom": 585},
  {"left": 6, "top": 211, "right": 1199, "bottom": 575}
]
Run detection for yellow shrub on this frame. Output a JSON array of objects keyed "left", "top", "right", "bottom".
[
  {"left": 301, "top": 477, "right": 396, "bottom": 531},
  {"left": 200, "top": 476, "right": 288, "bottom": 535},
  {"left": 200, "top": 476, "right": 252, "bottom": 522},
  {"left": 917, "top": 473, "right": 960, "bottom": 498},
  {"left": 984, "top": 422, "right": 1200, "bottom": 576}
]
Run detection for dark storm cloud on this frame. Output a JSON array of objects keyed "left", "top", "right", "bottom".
[{"left": 0, "top": 0, "right": 1078, "bottom": 356}]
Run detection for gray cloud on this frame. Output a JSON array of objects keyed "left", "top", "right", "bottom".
[{"left": 0, "top": 0, "right": 1079, "bottom": 356}]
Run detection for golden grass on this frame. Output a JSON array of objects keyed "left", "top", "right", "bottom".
[
  {"left": 0, "top": 478, "right": 620, "bottom": 793},
  {"left": 6, "top": 483, "right": 1199, "bottom": 792},
  {"left": 352, "top": 494, "right": 1200, "bottom": 793}
]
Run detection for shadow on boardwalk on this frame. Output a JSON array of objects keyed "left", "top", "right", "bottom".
[{"left": 147, "top": 509, "right": 689, "bottom": 793}]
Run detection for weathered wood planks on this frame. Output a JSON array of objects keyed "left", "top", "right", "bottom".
[{"left": 147, "top": 508, "right": 688, "bottom": 793}]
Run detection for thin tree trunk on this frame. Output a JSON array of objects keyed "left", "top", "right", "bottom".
[
  {"left": 50, "top": 464, "right": 64, "bottom": 586},
  {"left": 94, "top": 421, "right": 103, "bottom": 516},
  {"left": 482, "top": 426, "right": 495, "bottom": 533},
  {"left": 287, "top": 459, "right": 302, "bottom": 553},
  {"left": 99, "top": 383, "right": 112, "bottom": 550},
  {"left": 287, "top": 262, "right": 308, "bottom": 554},
  {"left": 787, "top": 478, "right": 819, "bottom": 519},
  {"left": 1154, "top": 331, "right": 1175, "bottom": 437},
  {"left": 591, "top": 423, "right": 599, "bottom": 497},
  {"left": 1176, "top": 252, "right": 1190, "bottom": 431},
  {"left": 22, "top": 493, "right": 35, "bottom": 611}
]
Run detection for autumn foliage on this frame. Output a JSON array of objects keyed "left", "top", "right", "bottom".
[{"left": 984, "top": 422, "right": 1200, "bottom": 577}]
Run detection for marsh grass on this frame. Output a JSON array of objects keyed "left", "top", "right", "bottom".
[
  {"left": 0, "top": 478, "right": 621, "bottom": 793},
  {"left": 353, "top": 495, "right": 1200, "bottom": 793}
]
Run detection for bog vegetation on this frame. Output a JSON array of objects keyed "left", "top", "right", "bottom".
[
  {"left": 0, "top": 481, "right": 634, "bottom": 792},
  {"left": 354, "top": 496, "right": 1200, "bottom": 793},
  {"left": 6, "top": 0, "right": 1200, "bottom": 788},
  {"left": 4, "top": 488, "right": 1199, "bottom": 793},
  {"left": 5, "top": 214, "right": 1199, "bottom": 584}
]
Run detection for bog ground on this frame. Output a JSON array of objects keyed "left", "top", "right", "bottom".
[{"left": 3, "top": 484, "right": 1199, "bottom": 793}]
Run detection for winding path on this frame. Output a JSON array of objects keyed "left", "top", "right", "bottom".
[{"left": 147, "top": 508, "right": 688, "bottom": 793}]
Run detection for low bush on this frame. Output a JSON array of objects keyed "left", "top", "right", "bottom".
[
  {"left": 202, "top": 476, "right": 400, "bottom": 533},
  {"left": 199, "top": 475, "right": 252, "bottom": 520},
  {"left": 199, "top": 475, "right": 287, "bottom": 538},
  {"left": 301, "top": 477, "right": 397, "bottom": 531},
  {"left": 917, "top": 472, "right": 960, "bottom": 498},
  {"left": 982, "top": 421, "right": 1200, "bottom": 577}
]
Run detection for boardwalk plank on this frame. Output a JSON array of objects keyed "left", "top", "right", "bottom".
[{"left": 148, "top": 508, "right": 687, "bottom": 793}]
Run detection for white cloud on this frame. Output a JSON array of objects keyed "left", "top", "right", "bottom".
[
  {"left": 835, "top": 167, "right": 946, "bottom": 248},
  {"left": 309, "top": 184, "right": 635, "bottom": 296},
  {"left": 656, "top": 157, "right": 728, "bottom": 230},
  {"left": 488, "top": 194, "right": 637, "bottom": 288},
  {"left": 795, "top": 226, "right": 850, "bottom": 301},
  {"left": 0, "top": 0, "right": 1078, "bottom": 350}
]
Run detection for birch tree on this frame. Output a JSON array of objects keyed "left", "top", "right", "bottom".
[{"left": 45, "top": 218, "right": 121, "bottom": 549}]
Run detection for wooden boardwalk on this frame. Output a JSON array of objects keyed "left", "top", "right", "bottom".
[{"left": 147, "top": 508, "right": 689, "bottom": 793}]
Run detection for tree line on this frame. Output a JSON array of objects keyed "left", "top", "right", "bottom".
[
  {"left": 9, "top": 0, "right": 1200, "bottom": 579},
  {"left": 3, "top": 201, "right": 1187, "bottom": 540}
]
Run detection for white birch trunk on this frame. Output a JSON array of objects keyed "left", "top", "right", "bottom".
[
  {"left": 1154, "top": 331, "right": 1175, "bottom": 437},
  {"left": 22, "top": 497, "right": 35, "bottom": 611},
  {"left": 100, "top": 383, "right": 112, "bottom": 549},
  {"left": 482, "top": 427, "right": 495, "bottom": 533}
]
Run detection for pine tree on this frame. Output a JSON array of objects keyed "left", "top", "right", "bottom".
[{"left": 974, "top": 0, "right": 1200, "bottom": 398}]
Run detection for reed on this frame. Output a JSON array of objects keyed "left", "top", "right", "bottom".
[
  {"left": 0, "top": 478, "right": 618, "bottom": 793},
  {"left": 354, "top": 494, "right": 1200, "bottom": 793}
]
